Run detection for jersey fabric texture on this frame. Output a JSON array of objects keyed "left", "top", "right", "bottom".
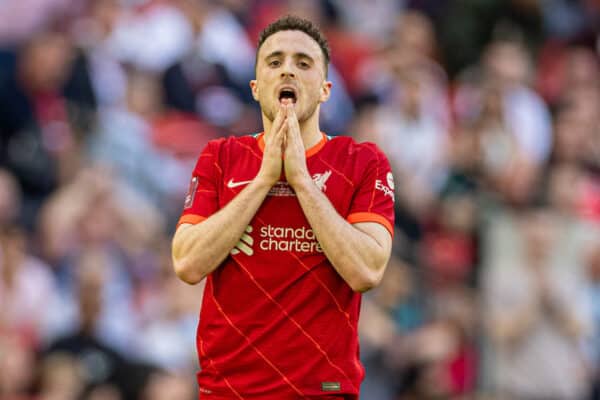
[{"left": 178, "top": 132, "right": 395, "bottom": 399}]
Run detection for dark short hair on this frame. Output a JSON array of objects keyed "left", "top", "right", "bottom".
[{"left": 256, "top": 15, "right": 330, "bottom": 76}]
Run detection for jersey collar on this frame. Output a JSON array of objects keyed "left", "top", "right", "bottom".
[{"left": 256, "top": 132, "right": 328, "bottom": 158}]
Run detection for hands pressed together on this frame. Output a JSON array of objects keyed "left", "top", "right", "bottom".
[{"left": 256, "top": 101, "right": 311, "bottom": 189}]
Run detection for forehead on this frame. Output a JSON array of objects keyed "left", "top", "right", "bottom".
[{"left": 258, "top": 30, "right": 324, "bottom": 63}]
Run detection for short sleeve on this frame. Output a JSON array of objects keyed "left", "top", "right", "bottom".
[
  {"left": 177, "top": 140, "right": 222, "bottom": 227},
  {"left": 346, "top": 144, "right": 395, "bottom": 237}
]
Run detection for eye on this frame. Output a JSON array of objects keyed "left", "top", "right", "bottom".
[
  {"left": 298, "top": 61, "right": 310, "bottom": 69},
  {"left": 269, "top": 60, "right": 281, "bottom": 67}
]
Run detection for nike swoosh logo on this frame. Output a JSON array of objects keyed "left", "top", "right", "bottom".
[{"left": 227, "top": 178, "right": 253, "bottom": 188}]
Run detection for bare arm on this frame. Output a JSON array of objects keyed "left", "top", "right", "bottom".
[
  {"left": 171, "top": 108, "right": 287, "bottom": 284},
  {"left": 294, "top": 179, "right": 392, "bottom": 292},
  {"left": 172, "top": 178, "right": 273, "bottom": 284},
  {"left": 283, "top": 105, "right": 392, "bottom": 292}
]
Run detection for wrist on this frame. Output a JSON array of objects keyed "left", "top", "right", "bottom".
[
  {"left": 253, "top": 173, "right": 278, "bottom": 189},
  {"left": 290, "top": 173, "right": 315, "bottom": 193}
]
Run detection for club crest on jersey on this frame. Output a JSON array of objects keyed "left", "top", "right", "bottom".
[
  {"left": 184, "top": 176, "right": 199, "bottom": 209},
  {"left": 312, "top": 170, "right": 331, "bottom": 192}
]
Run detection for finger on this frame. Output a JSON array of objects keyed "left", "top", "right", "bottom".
[
  {"left": 286, "top": 114, "right": 302, "bottom": 148},
  {"left": 287, "top": 105, "right": 300, "bottom": 132},
  {"left": 281, "top": 119, "right": 287, "bottom": 148},
  {"left": 267, "top": 115, "right": 286, "bottom": 142},
  {"left": 269, "top": 117, "right": 287, "bottom": 148},
  {"left": 270, "top": 106, "right": 287, "bottom": 133}
]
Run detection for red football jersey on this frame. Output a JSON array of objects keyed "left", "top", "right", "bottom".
[{"left": 178, "top": 133, "right": 395, "bottom": 399}]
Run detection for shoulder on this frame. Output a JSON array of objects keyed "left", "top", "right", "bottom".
[
  {"left": 200, "top": 134, "right": 259, "bottom": 155},
  {"left": 327, "top": 135, "right": 389, "bottom": 162}
]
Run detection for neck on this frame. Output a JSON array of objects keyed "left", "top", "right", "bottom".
[{"left": 262, "top": 107, "right": 323, "bottom": 150}]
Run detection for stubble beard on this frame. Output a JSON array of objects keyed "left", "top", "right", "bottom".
[{"left": 262, "top": 99, "right": 319, "bottom": 125}]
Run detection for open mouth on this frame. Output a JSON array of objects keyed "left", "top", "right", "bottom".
[{"left": 278, "top": 88, "right": 297, "bottom": 104}]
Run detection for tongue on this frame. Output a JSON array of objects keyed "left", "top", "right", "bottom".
[{"left": 280, "top": 97, "right": 294, "bottom": 106}]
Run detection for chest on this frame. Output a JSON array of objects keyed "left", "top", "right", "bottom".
[{"left": 216, "top": 151, "right": 356, "bottom": 223}]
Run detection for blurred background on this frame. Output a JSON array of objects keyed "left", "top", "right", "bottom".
[{"left": 0, "top": 0, "right": 599, "bottom": 399}]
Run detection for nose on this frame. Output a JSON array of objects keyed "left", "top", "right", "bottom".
[{"left": 280, "top": 59, "right": 295, "bottom": 79}]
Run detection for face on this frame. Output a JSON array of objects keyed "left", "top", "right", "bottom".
[{"left": 251, "top": 30, "right": 331, "bottom": 123}]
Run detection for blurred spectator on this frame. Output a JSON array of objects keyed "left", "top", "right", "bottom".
[
  {"left": 0, "top": 168, "right": 22, "bottom": 226},
  {"left": 42, "top": 256, "right": 129, "bottom": 399},
  {"left": 36, "top": 353, "right": 84, "bottom": 400},
  {"left": 0, "top": 2, "right": 599, "bottom": 399},
  {"left": 73, "top": 0, "right": 128, "bottom": 109},
  {"left": 0, "top": 0, "right": 82, "bottom": 46},
  {"left": 537, "top": 44, "right": 600, "bottom": 107},
  {"left": 135, "top": 243, "right": 201, "bottom": 372},
  {"left": 586, "top": 244, "right": 600, "bottom": 400},
  {"left": 483, "top": 207, "right": 594, "bottom": 399},
  {"left": 541, "top": 0, "right": 588, "bottom": 39},
  {"left": 439, "top": 1, "right": 544, "bottom": 77},
  {"left": 353, "top": 11, "right": 451, "bottom": 233},
  {"left": 0, "top": 331, "right": 37, "bottom": 399},
  {"left": 89, "top": 68, "right": 181, "bottom": 209},
  {"left": 38, "top": 166, "right": 163, "bottom": 265},
  {"left": 396, "top": 317, "right": 476, "bottom": 399},
  {"left": 0, "top": 224, "right": 57, "bottom": 344},
  {"left": 0, "top": 28, "right": 93, "bottom": 228},
  {"left": 329, "top": 0, "right": 403, "bottom": 43},
  {"left": 420, "top": 192, "right": 479, "bottom": 289},
  {"left": 360, "top": 256, "right": 425, "bottom": 400},
  {"left": 108, "top": 0, "right": 193, "bottom": 73},
  {"left": 368, "top": 64, "right": 449, "bottom": 221},
  {"left": 455, "top": 38, "right": 553, "bottom": 166},
  {"left": 38, "top": 167, "right": 164, "bottom": 359},
  {"left": 141, "top": 371, "right": 196, "bottom": 400},
  {"left": 177, "top": 0, "right": 255, "bottom": 89}
]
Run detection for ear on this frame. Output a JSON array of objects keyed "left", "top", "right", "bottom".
[
  {"left": 319, "top": 80, "right": 333, "bottom": 103},
  {"left": 250, "top": 80, "right": 259, "bottom": 101}
]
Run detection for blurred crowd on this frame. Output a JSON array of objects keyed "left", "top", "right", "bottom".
[{"left": 0, "top": 0, "right": 599, "bottom": 399}]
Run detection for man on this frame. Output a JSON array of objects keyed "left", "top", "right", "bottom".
[
  {"left": 172, "top": 15, "right": 395, "bottom": 399},
  {"left": 484, "top": 207, "right": 593, "bottom": 400}
]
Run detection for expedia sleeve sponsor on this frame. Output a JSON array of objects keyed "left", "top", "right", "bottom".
[{"left": 346, "top": 143, "right": 395, "bottom": 236}]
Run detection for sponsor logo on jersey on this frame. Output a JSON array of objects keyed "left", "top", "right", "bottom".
[
  {"left": 386, "top": 171, "right": 395, "bottom": 190},
  {"left": 227, "top": 178, "right": 253, "bottom": 189},
  {"left": 231, "top": 225, "right": 254, "bottom": 256},
  {"left": 321, "top": 382, "right": 341, "bottom": 392},
  {"left": 230, "top": 224, "right": 323, "bottom": 255},
  {"left": 375, "top": 178, "right": 395, "bottom": 201},
  {"left": 312, "top": 170, "right": 331, "bottom": 192},
  {"left": 184, "top": 176, "right": 199, "bottom": 209},
  {"left": 259, "top": 225, "right": 323, "bottom": 252},
  {"left": 268, "top": 181, "right": 296, "bottom": 197},
  {"left": 238, "top": 171, "right": 332, "bottom": 197}
]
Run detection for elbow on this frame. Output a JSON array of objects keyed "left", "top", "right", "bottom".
[
  {"left": 348, "top": 268, "right": 384, "bottom": 293},
  {"left": 173, "top": 259, "right": 205, "bottom": 285}
]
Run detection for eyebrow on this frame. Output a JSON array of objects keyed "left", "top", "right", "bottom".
[{"left": 264, "top": 51, "right": 315, "bottom": 63}]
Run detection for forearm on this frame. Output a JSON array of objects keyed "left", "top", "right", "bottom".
[
  {"left": 172, "top": 178, "right": 272, "bottom": 284},
  {"left": 293, "top": 178, "right": 391, "bottom": 292}
]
